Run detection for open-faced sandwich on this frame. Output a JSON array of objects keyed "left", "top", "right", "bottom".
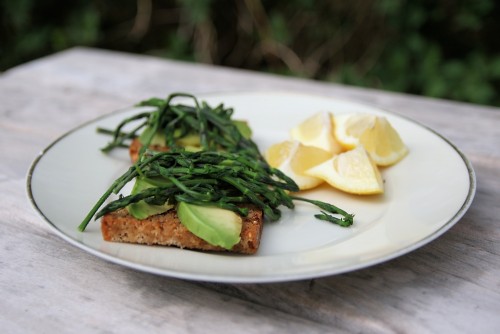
[{"left": 78, "top": 93, "right": 353, "bottom": 254}]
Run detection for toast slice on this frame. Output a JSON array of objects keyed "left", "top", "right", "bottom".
[
  {"left": 108, "top": 139, "right": 265, "bottom": 254},
  {"left": 101, "top": 206, "right": 264, "bottom": 254},
  {"left": 129, "top": 137, "right": 168, "bottom": 163}
]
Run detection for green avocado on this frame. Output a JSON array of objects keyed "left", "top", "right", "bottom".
[
  {"left": 177, "top": 202, "right": 243, "bottom": 250},
  {"left": 127, "top": 177, "right": 174, "bottom": 219},
  {"left": 138, "top": 125, "right": 164, "bottom": 146},
  {"left": 176, "top": 132, "right": 201, "bottom": 147},
  {"left": 233, "top": 120, "right": 252, "bottom": 139}
]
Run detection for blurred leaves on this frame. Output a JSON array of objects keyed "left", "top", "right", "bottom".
[
  {"left": 1, "top": 0, "right": 499, "bottom": 107},
  {"left": 1, "top": 0, "right": 102, "bottom": 68}
]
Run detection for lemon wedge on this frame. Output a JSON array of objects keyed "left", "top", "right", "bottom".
[
  {"left": 334, "top": 113, "right": 408, "bottom": 166},
  {"left": 265, "top": 140, "right": 332, "bottom": 190},
  {"left": 333, "top": 113, "right": 377, "bottom": 150},
  {"left": 291, "top": 111, "right": 343, "bottom": 155},
  {"left": 305, "top": 146, "right": 384, "bottom": 195},
  {"left": 359, "top": 116, "right": 408, "bottom": 166}
]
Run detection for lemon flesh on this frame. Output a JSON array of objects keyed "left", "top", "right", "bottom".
[
  {"left": 265, "top": 140, "right": 331, "bottom": 190},
  {"left": 333, "top": 113, "right": 377, "bottom": 150},
  {"left": 359, "top": 116, "right": 408, "bottom": 166},
  {"left": 334, "top": 113, "right": 408, "bottom": 166},
  {"left": 305, "top": 146, "right": 384, "bottom": 195},
  {"left": 291, "top": 111, "right": 343, "bottom": 155}
]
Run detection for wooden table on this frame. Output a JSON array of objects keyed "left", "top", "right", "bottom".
[{"left": 1, "top": 47, "right": 499, "bottom": 333}]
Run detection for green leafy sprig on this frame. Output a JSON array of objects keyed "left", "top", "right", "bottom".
[
  {"left": 100, "top": 92, "right": 262, "bottom": 160},
  {"left": 78, "top": 150, "right": 354, "bottom": 232}
]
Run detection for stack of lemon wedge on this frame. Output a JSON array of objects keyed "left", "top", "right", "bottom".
[{"left": 265, "top": 111, "right": 408, "bottom": 195}]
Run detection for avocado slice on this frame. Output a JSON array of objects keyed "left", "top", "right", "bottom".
[
  {"left": 177, "top": 202, "right": 243, "bottom": 250},
  {"left": 176, "top": 132, "right": 201, "bottom": 147},
  {"left": 233, "top": 120, "right": 252, "bottom": 139},
  {"left": 127, "top": 177, "right": 174, "bottom": 219}
]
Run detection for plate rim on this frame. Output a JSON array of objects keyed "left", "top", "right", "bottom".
[{"left": 26, "top": 90, "right": 477, "bottom": 283}]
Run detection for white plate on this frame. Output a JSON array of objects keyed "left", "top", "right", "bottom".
[{"left": 27, "top": 91, "right": 476, "bottom": 283}]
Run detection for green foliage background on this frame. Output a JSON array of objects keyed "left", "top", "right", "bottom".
[{"left": 1, "top": 0, "right": 499, "bottom": 106}]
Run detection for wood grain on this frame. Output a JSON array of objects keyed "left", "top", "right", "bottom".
[{"left": 1, "top": 47, "right": 499, "bottom": 333}]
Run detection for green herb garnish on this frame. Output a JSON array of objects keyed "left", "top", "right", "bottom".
[
  {"left": 100, "top": 92, "right": 261, "bottom": 160},
  {"left": 78, "top": 150, "right": 354, "bottom": 232}
]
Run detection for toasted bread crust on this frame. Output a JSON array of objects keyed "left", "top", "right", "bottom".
[
  {"left": 129, "top": 137, "right": 168, "bottom": 163},
  {"left": 101, "top": 206, "right": 264, "bottom": 254}
]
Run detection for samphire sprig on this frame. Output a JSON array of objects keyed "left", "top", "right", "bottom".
[
  {"left": 100, "top": 92, "right": 263, "bottom": 161},
  {"left": 78, "top": 150, "right": 354, "bottom": 232}
]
